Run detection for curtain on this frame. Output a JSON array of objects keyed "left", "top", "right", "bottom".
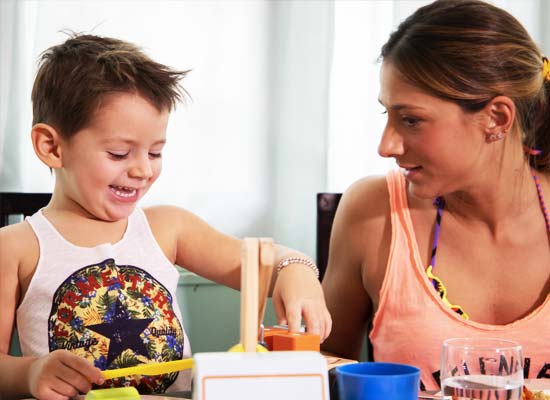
[
  {"left": 0, "top": 0, "right": 547, "bottom": 258},
  {"left": 0, "top": 1, "right": 37, "bottom": 191}
]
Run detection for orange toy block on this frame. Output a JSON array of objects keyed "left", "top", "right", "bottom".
[
  {"left": 262, "top": 326, "right": 288, "bottom": 350},
  {"left": 272, "top": 332, "right": 321, "bottom": 352}
]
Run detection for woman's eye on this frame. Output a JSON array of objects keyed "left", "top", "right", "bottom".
[
  {"left": 107, "top": 151, "right": 129, "bottom": 160},
  {"left": 149, "top": 152, "right": 162, "bottom": 159},
  {"left": 402, "top": 116, "right": 420, "bottom": 127}
]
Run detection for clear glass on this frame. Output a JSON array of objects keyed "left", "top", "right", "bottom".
[{"left": 441, "top": 338, "right": 524, "bottom": 400}]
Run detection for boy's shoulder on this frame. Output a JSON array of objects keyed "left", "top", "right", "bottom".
[
  {"left": 0, "top": 220, "right": 37, "bottom": 244},
  {"left": 142, "top": 205, "right": 206, "bottom": 235},
  {"left": 0, "top": 220, "right": 39, "bottom": 268},
  {"left": 143, "top": 205, "right": 196, "bottom": 223}
]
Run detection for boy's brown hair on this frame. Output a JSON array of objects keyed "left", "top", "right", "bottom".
[{"left": 31, "top": 33, "right": 189, "bottom": 138}]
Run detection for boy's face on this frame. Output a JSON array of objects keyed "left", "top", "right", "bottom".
[{"left": 56, "top": 92, "right": 169, "bottom": 221}]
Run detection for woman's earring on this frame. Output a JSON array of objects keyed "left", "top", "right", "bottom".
[{"left": 487, "top": 131, "right": 505, "bottom": 142}]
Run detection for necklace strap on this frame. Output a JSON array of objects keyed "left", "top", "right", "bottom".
[{"left": 429, "top": 196, "right": 445, "bottom": 269}]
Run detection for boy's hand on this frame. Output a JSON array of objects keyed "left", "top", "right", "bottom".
[
  {"left": 28, "top": 350, "right": 105, "bottom": 400},
  {"left": 272, "top": 265, "right": 332, "bottom": 342}
]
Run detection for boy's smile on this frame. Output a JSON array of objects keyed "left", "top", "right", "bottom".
[{"left": 55, "top": 92, "right": 169, "bottom": 222}]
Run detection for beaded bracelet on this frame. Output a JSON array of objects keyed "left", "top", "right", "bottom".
[{"left": 276, "top": 257, "right": 320, "bottom": 279}]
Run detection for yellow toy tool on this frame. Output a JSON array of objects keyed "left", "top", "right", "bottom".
[
  {"left": 101, "top": 358, "right": 194, "bottom": 380},
  {"left": 85, "top": 358, "right": 194, "bottom": 399}
]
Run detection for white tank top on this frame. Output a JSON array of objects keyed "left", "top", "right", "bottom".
[{"left": 18, "top": 208, "right": 191, "bottom": 393}]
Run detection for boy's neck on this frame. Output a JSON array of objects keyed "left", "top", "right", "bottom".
[{"left": 41, "top": 206, "right": 131, "bottom": 248}]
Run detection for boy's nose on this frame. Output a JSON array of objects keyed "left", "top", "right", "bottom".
[
  {"left": 129, "top": 156, "right": 153, "bottom": 179},
  {"left": 378, "top": 125, "right": 404, "bottom": 158}
]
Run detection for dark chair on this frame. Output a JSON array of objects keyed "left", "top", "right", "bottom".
[
  {"left": 0, "top": 192, "right": 51, "bottom": 356},
  {"left": 316, "top": 193, "right": 343, "bottom": 282},
  {"left": 0, "top": 192, "right": 51, "bottom": 228}
]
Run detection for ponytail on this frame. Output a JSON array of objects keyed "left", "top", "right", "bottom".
[{"left": 527, "top": 78, "right": 550, "bottom": 171}]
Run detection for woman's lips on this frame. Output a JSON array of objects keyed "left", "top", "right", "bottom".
[{"left": 402, "top": 166, "right": 422, "bottom": 179}]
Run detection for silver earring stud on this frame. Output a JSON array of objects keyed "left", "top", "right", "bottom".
[{"left": 487, "top": 132, "right": 504, "bottom": 142}]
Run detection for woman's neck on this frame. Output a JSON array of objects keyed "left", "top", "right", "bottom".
[{"left": 443, "top": 145, "right": 541, "bottom": 236}]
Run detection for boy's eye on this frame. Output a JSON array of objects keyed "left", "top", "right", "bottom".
[
  {"left": 107, "top": 151, "right": 129, "bottom": 160},
  {"left": 149, "top": 152, "right": 162, "bottom": 159}
]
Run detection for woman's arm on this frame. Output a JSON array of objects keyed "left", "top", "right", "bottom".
[{"left": 321, "top": 177, "right": 390, "bottom": 360}]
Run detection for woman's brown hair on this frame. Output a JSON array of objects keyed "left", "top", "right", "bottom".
[{"left": 380, "top": 0, "right": 550, "bottom": 171}]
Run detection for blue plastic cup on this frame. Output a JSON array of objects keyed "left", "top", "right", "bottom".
[{"left": 336, "top": 362, "right": 420, "bottom": 400}]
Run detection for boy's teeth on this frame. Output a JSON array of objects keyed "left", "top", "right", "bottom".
[{"left": 111, "top": 186, "right": 136, "bottom": 197}]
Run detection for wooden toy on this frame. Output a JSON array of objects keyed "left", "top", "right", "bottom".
[
  {"left": 261, "top": 325, "right": 288, "bottom": 350},
  {"left": 271, "top": 331, "right": 320, "bottom": 351},
  {"left": 262, "top": 325, "right": 321, "bottom": 352},
  {"left": 192, "top": 237, "right": 329, "bottom": 400}
]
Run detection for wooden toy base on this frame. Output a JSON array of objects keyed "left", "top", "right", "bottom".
[{"left": 192, "top": 351, "right": 329, "bottom": 400}]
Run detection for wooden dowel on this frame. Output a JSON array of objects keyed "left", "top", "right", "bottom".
[
  {"left": 258, "top": 238, "right": 274, "bottom": 329},
  {"left": 241, "top": 238, "right": 259, "bottom": 352}
]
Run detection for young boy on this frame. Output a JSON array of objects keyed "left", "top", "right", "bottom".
[{"left": 0, "top": 34, "right": 331, "bottom": 399}]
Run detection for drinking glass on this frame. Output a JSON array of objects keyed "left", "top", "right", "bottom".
[{"left": 441, "top": 338, "right": 523, "bottom": 400}]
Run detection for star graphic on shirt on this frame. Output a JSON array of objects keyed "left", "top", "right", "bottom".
[{"left": 87, "top": 298, "right": 153, "bottom": 367}]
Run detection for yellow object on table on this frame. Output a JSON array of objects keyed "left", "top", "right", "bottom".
[
  {"left": 101, "top": 358, "right": 194, "bottom": 380},
  {"left": 85, "top": 387, "right": 140, "bottom": 400}
]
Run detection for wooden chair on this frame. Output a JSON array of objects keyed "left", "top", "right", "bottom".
[
  {"left": 0, "top": 192, "right": 51, "bottom": 228},
  {"left": 0, "top": 192, "right": 51, "bottom": 356}
]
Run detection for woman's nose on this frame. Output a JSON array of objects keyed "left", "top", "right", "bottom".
[{"left": 378, "top": 124, "right": 404, "bottom": 158}]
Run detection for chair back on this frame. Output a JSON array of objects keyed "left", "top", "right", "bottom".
[
  {"left": 0, "top": 192, "right": 52, "bottom": 227},
  {"left": 316, "top": 193, "right": 342, "bottom": 281}
]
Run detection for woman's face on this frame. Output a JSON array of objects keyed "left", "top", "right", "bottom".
[{"left": 377, "top": 61, "right": 488, "bottom": 199}]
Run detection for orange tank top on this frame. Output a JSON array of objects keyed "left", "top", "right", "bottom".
[{"left": 370, "top": 170, "right": 550, "bottom": 390}]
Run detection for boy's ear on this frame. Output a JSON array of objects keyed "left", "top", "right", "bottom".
[
  {"left": 31, "top": 123, "right": 64, "bottom": 169},
  {"left": 482, "top": 96, "right": 515, "bottom": 141}
]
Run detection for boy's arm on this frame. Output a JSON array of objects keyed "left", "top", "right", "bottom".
[
  {"left": 0, "top": 224, "right": 104, "bottom": 398},
  {"left": 0, "top": 223, "right": 32, "bottom": 395},
  {"left": 146, "top": 206, "right": 331, "bottom": 341}
]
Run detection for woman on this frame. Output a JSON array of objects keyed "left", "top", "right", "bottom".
[{"left": 321, "top": 0, "right": 550, "bottom": 390}]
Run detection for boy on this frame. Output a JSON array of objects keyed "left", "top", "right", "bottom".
[{"left": 0, "top": 34, "right": 331, "bottom": 399}]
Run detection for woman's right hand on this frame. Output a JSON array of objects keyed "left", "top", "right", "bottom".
[{"left": 28, "top": 350, "right": 104, "bottom": 400}]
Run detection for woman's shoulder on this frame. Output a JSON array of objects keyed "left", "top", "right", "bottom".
[{"left": 338, "top": 174, "right": 391, "bottom": 224}]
